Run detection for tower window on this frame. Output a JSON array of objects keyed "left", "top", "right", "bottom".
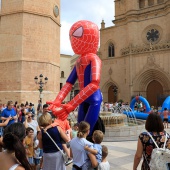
[
  {"left": 139, "top": 0, "right": 145, "bottom": 8},
  {"left": 148, "top": 0, "right": 154, "bottom": 6},
  {"left": 61, "top": 71, "right": 64, "bottom": 78},
  {"left": 108, "top": 43, "right": 115, "bottom": 57},
  {"left": 60, "top": 83, "right": 63, "bottom": 90}
]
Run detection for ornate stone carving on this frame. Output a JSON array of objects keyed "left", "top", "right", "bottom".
[
  {"left": 120, "top": 41, "right": 170, "bottom": 56},
  {"left": 147, "top": 54, "right": 155, "bottom": 65},
  {"left": 109, "top": 67, "right": 112, "bottom": 75}
]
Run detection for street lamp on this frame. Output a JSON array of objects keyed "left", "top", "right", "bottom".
[{"left": 34, "top": 74, "right": 48, "bottom": 102}]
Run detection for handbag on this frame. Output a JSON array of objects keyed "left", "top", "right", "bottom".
[{"left": 45, "top": 131, "right": 68, "bottom": 162}]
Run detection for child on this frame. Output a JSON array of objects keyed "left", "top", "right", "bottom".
[
  {"left": 98, "top": 145, "right": 110, "bottom": 170},
  {"left": 72, "top": 123, "right": 79, "bottom": 138},
  {"left": 44, "top": 117, "right": 73, "bottom": 166},
  {"left": 25, "top": 127, "right": 35, "bottom": 169},
  {"left": 84, "top": 130, "right": 103, "bottom": 168},
  {"left": 33, "top": 139, "right": 41, "bottom": 170}
]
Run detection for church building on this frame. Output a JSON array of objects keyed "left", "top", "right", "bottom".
[{"left": 99, "top": 0, "right": 170, "bottom": 107}]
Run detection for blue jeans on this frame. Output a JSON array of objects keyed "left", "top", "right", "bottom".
[{"left": 0, "top": 127, "right": 3, "bottom": 136}]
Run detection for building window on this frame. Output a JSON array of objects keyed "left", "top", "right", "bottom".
[
  {"left": 157, "top": 0, "right": 164, "bottom": 4},
  {"left": 148, "top": 0, "right": 154, "bottom": 6},
  {"left": 146, "top": 29, "right": 160, "bottom": 43},
  {"left": 61, "top": 71, "right": 64, "bottom": 78},
  {"left": 60, "top": 83, "right": 63, "bottom": 90},
  {"left": 139, "top": 0, "right": 145, "bottom": 8},
  {"left": 108, "top": 43, "right": 115, "bottom": 57}
]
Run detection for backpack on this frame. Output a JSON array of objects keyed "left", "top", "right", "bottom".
[
  {"left": 147, "top": 132, "right": 170, "bottom": 170},
  {"left": 87, "top": 116, "right": 105, "bottom": 143},
  {"left": 94, "top": 116, "right": 105, "bottom": 134}
]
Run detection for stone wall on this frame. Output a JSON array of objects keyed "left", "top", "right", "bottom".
[
  {"left": 0, "top": 0, "right": 61, "bottom": 105},
  {"left": 100, "top": 0, "right": 170, "bottom": 104}
]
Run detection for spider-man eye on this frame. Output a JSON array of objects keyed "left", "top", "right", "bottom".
[{"left": 72, "top": 26, "right": 83, "bottom": 37}]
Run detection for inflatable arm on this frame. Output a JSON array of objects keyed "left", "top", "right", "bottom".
[
  {"left": 53, "top": 82, "right": 73, "bottom": 105},
  {"left": 53, "top": 55, "right": 101, "bottom": 120},
  {"left": 47, "top": 67, "right": 77, "bottom": 108}
]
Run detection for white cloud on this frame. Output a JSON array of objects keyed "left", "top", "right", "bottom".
[
  {"left": 60, "top": 0, "right": 115, "bottom": 55},
  {"left": 60, "top": 21, "right": 73, "bottom": 55}
]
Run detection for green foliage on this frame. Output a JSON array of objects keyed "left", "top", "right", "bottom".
[{"left": 118, "top": 99, "right": 123, "bottom": 103}]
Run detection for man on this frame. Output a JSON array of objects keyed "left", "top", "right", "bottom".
[
  {"left": 163, "top": 108, "right": 169, "bottom": 128},
  {"left": 1, "top": 101, "right": 17, "bottom": 126},
  {"left": 37, "top": 104, "right": 51, "bottom": 121},
  {"left": 37, "top": 100, "right": 42, "bottom": 116},
  {"left": 28, "top": 103, "right": 35, "bottom": 118}
]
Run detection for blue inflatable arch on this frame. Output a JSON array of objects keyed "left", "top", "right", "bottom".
[
  {"left": 130, "top": 96, "right": 150, "bottom": 113},
  {"left": 161, "top": 96, "right": 170, "bottom": 111}
]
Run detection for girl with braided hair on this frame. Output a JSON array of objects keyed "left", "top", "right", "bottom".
[
  {"left": 0, "top": 123, "right": 32, "bottom": 170},
  {"left": 70, "top": 121, "right": 98, "bottom": 170}
]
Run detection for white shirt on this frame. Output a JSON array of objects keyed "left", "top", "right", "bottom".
[
  {"left": 99, "top": 161, "right": 110, "bottom": 170},
  {"left": 26, "top": 120, "right": 39, "bottom": 139}
]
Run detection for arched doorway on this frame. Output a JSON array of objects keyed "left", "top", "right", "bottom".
[
  {"left": 147, "top": 80, "right": 163, "bottom": 107},
  {"left": 108, "top": 85, "right": 118, "bottom": 103}
]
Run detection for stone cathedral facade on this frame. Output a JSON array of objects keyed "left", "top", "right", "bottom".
[
  {"left": 0, "top": 0, "right": 60, "bottom": 104},
  {"left": 99, "top": 0, "right": 170, "bottom": 107}
]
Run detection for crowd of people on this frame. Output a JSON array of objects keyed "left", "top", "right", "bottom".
[
  {"left": 0, "top": 100, "right": 110, "bottom": 170},
  {"left": 101, "top": 101, "right": 129, "bottom": 112},
  {"left": 1, "top": 99, "right": 170, "bottom": 170}
]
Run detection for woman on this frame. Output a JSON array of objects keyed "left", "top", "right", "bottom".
[
  {"left": 37, "top": 113, "right": 68, "bottom": 170},
  {"left": 70, "top": 121, "right": 98, "bottom": 170},
  {"left": 24, "top": 112, "right": 40, "bottom": 140},
  {"left": 0, "top": 123, "right": 32, "bottom": 170},
  {"left": 133, "top": 112, "right": 170, "bottom": 170}
]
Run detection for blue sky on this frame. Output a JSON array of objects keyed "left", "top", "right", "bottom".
[
  {"left": 60, "top": 0, "right": 115, "bottom": 55},
  {"left": 0, "top": 0, "right": 115, "bottom": 55}
]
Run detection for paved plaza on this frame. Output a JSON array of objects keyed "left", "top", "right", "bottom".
[
  {"left": 66, "top": 140, "right": 142, "bottom": 170},
  {"left": 66, "top": 126, "right": 170, "bottom": 170}
]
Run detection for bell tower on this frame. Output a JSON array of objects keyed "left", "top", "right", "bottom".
[
  {"left": 0, "top": 0, "right": 60, "bottom": 103},
  {"left": 114, "top": 0, "right": 141, "bottom": 27}
]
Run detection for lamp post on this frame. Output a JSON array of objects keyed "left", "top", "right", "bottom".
[
  {"left": 34, "top": 74, "right": 48, "bottom": 102},
  {"left": 70, "top": 85, "right": 75, "bottom": 100}
]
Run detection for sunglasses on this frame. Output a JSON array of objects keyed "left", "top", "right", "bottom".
[{"left": 28, "top": 116, "right": 32, "bottom": 118}]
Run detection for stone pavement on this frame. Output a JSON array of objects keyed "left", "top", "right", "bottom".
[
  {"left": 66, "top": 127, "right": 170, "bottom": 170},
  {"left": 66, "top": 140, "right": 142, "bottom": 170}
]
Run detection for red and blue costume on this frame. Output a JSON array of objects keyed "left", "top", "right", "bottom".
[{"left": 47, "top": 20, "right": 102, "bottom": 135}]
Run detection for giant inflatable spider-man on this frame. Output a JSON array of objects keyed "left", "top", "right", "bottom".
[{"left": 47, "top": 20, "right": 102, "bottom": 135}]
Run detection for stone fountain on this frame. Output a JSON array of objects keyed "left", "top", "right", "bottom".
[
  {"left": 68, "top": 105, "right": 145, "bottom": 142},
  {"left": 100, "top": 105, "right": 145, "bottom": 141}
]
